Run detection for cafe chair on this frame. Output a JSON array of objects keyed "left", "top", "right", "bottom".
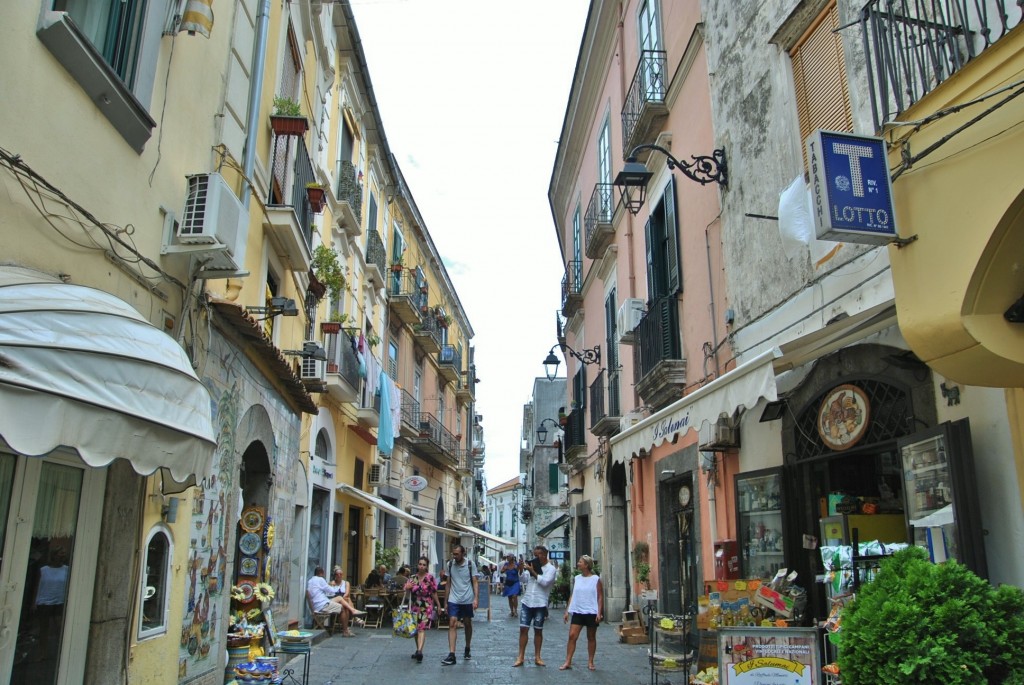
[
  {"left": 362, "top": 589, "right": 385, "bottom": 629},
  {"left": 306, "top": 591, "right": 338, "bottom": 636}
]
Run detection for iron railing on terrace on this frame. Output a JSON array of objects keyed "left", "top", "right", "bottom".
[
  {"left": 584, "top": 184, "right": 615, "bottom": 244},
  {"left": 270, "top": 135, "right": 316, "bottom": 250},
  {"left": 859, "top": 0, "right": 1023, "bottom": 132},
  {"left": 561, "top": 260, "right": 583, "bottom": 311},
  {"left": 336, "top": 159, "right": 363, "bottom": 221},
  {"left": 562, "top": 408, "right": 587, "bottom": 460},
  {"left": 621, "top": 50, "right": 667, "bottom": 156},
  {"left": 589, "top": 368, "right": 621, "bottom": 428},
  {"left": 365, "top": 227, "right": 387, "bottom": 275},
  {"left": 633, "top": 293, "right": 682, "bottom": 381}
]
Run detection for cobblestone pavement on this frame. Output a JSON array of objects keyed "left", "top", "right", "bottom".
[{"left": 279, "top": 605, "right": 654, "bottom": 685}]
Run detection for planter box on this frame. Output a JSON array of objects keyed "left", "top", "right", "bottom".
[
  {"left": 270, "top": 115, "right": 308, "bottom": 137},
  {"left": 321, "top": 321, "right": 342, "bottom": 334},
  {"left": 306, "top": 186, "right": 326, "bottom": 213}
]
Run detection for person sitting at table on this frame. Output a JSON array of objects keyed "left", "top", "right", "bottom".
[
  {"left": 364, "top": 567, "right": 382, "bottom": 588},
  {"left": 329, "top": 566, "right": 366, "bottom": 626},
  {"left": 308, "top": 566, "right": 355, "bottom": 636},
  {"left": 392, "top": 565, "right": 410, "bottom": 590}
]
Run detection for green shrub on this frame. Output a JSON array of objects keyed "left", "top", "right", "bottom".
[
  {"left": 550, "top": 562, "right": 572, "bottom": 605},
  {"left": 839, "top": 546, "right": 1024, "bottom": 684}
]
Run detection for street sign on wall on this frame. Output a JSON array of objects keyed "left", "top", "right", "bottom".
[{"left": 806, "top": 130, "right": 898, "bottom": 245}]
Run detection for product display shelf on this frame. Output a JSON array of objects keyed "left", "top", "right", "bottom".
[{"left": 646, "top": 608, "right": 694, "bottom": 685}]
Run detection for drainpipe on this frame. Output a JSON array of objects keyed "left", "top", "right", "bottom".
[
  {"left": 705, "top": 224, "right": 721, "bottom": 377},
  {"left": 241, "top": 0, "right": 272, "bottom": 212}
]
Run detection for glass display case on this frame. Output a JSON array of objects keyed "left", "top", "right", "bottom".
[{"left": 735, "top": 468, "right": 786, "bottom": 580}]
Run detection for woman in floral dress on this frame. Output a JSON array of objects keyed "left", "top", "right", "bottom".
[{"left": 404, "top": 556, "right": 440, "bottom": 662}]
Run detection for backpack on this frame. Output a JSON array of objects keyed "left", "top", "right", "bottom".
[{"left": 447, "top": 558, "right": 476, "bottom": 581}]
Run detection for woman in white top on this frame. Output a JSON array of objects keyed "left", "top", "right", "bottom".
[{"left": 560, "top": 555, "right": 603, "bottom": 671}]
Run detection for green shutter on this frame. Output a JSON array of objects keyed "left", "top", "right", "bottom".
[
  {"left": 644, "top": 216, "right": 655, "bottom": 302},
  {"left": 664, "top": 177, "right": 681, "bottom": 294},
  {"left": 549, "top": 463, "right": 559, "bottom": 494}
]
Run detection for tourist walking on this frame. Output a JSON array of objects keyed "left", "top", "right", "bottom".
[
  {"left": 514, "top": 545, "right": 556, "bottom": 667},
  {"left": 560, "top": 555, "right": 603, "bottom": 671},
  {"left": 500, "top": 553, "right": 521, "bottom": 617},
  {"left": 404, "top": 556, "right": 440, "bottom": 663},
  {"left": 441, "top": 545, "right": 479, "bottom": 665}
]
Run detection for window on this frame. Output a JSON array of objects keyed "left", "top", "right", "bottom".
[
  {"left": 388, "top": 340, "right": 398, "bottom": 380},
  {"left": 644, "top": 176, "right": 680, "bottom": 302},
  {"left": 354, "top": 458, "right": 365, "bottom": 490},
  {"left": 638, "top": 0, "right": 662, "bottom": 53},
  {"left": 572, "top": 207, "right": 582, "bottom": 277},
  {"left": 598, "top": 116, "right": 612, "bottom": 186},
  {"left": 138, "top": 526, "right": 172, "bottom": 638},
  {"left": 367, "top": 193, "right": 379, "bottom": 238},
  {"left": 791, "top": 1, "right": 853, "bottom": 169},
  {"left": 604, "top": 288, "right": 621, "bottom": 417},
  {"left": 40, "top": 0, "right": 172, "bottom": 151},
  {"left": 549, "top": 463, "right": 559, "bottom": 494}
]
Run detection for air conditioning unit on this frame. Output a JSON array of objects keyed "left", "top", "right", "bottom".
[
  {"left": 620, "top": 410, "right": 645, "bottom": 432},
  {"left": 699, "top": 418, "right": 740, "bottom": 450},
  {"left": 616, "top": 298, "right": 646, "bottom": 344},
  {"left": 368, "top": 464, "right": 383, "bottom": 486},
  {"left": 300, "top": 344, "right": 326, "bottom": 383},
  {"left": 177, "top": 173, "right": 248, "bottom": 271}
]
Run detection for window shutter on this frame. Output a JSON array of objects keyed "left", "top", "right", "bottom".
[
  {"left": 644, "top": 216, "right": 656, "bottom": 303},
  {"left": 549, "top": 463, "right": 559, "bottom": 494},
  {"left": 663, "top": 177, "right": 681, "bottom": 294},
  {"left": 657, "top": 296, "right": 676, "bottom": 360},
  {"left": 792, "top": 1, "right": 853, "bottom": 169}
]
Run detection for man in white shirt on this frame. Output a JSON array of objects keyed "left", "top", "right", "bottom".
[
  {"left": 514, "top": 544, "right": 557, "bottom": 667},
  {"left": 307, "top": 566, "right": 353, "bottom": 636}
]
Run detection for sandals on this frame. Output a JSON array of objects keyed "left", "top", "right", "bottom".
[
  {"left": 341, "top": 630, "right": 355, "bottom": 637},
  {"left": 353, "top": 618, "right": 366, "bottom": 627}
]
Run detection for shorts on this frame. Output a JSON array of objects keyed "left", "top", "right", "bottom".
[
  {"left": 519, "top": 604, "right": 548, "bottom": 630},
  {"left": 447, "top": 602, "right": 475, "bottom": 620},
  {"left": 569, "top": 613, "right": 598, "bottom": 628},
  {"left": 320, "top": 601, "right": 344, "bottom": 615}
]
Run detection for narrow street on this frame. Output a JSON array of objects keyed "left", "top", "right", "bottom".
[{"left": 287, "top": 610, "right": 653, "bottom": 685}]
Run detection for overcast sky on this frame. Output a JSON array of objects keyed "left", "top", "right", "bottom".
[{"left": 350, "top": 0, "right": 590, "bottom": 488}]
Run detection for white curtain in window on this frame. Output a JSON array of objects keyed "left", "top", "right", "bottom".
[{"left": 33, "top": 463, "right": 83, "bottom": 540}]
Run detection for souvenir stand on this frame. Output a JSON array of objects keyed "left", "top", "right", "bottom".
[{"left": 225, "top": 505, "right": 286, "bottom": 684}]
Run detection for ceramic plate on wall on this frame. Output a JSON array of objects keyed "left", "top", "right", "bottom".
[
  {"left": 239, "top": 533, "right": 261, "bottom": 556},
  {"left": 241, "top": 508, "right": 264, "bottom": 533},
  {"left": 240, "top": 556, "right": 259, "bottom": 576}
]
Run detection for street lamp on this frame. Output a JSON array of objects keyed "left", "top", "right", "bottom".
[
  {"left": 613, "top": 143, "right": 728, "bottom": 216},
  {"left": 536, "top": 418, "right": 561, "bottom": 444},
  {"left": 543, "top": 343, "right": 601, "bottom": 381}
]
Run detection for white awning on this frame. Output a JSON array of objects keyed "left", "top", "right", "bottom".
[
  {"left": 0, "top": 268, "right": 215, "bottom": 482},
  {"left": 337, "top": 482, "right": 462, "bottom": 536},
  {"left": 610, "top": 348, "right": 782, "bottom": 463},
  {"left": 446, "top": 520, "right": 516, "bottom": 548}
]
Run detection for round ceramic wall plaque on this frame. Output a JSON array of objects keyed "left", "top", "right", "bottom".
[{"left": 816, "top": 384, "right": 870, "bottom": 451}]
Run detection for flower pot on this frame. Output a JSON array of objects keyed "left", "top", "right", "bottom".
[
  {"left": 390, "top": 264, "right": 403, "bottom": 273},
  {"left": 270, "top": 114, "right": 308, "bottom": 137},
  {"left": 321, "top": 321, "right": 342, "bottom": 334},
  {"left": 327, "top": 362, "right": 339, "bottom": 373},
  {"left": 306, "top": 186, "right": 326, "bottom": 213}
]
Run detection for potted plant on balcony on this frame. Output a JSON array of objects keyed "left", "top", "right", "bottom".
[
  {"left": 306, "top": 182, "right": 326, "bottom": 213},
  {"left": 270, "top": 96, "right": 308, "bottom": 136},
  {"left": 311, "top": 244, "right": 346, "bottom": 303},
  {"left": 390, "top": 253, "right": 404, "bottom": 273}
]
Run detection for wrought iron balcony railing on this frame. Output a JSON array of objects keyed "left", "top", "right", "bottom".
[
  {"left": 859, "top": 0, "right": 1022, "bottom": 132},
  {"left": 584, "top": 183, "right": 616, "bottom": 258},
  {"left": 562, "top": 408, "right": 587, "bottom": 463},
  {"left": 365, "top": 227, "right": 387, "bottom": 281},
  {"left": 336, "top": 160, "right": 363, "bottom": 222},
  {"left": 589, "top": 367, "right": 621, "bottom": 436},
  {"left": 621, "top": 50, "right": 667, "bottom": 157},
  {"left": 561, "top": 260, "right": 583, "bottom": 317},
  {"left": 634, "top": 293, "right": 682, "bottom": 380}
]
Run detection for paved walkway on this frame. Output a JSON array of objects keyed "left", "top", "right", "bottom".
[{"left": 280, "top": 606, "right": 653, "bottom": 685}]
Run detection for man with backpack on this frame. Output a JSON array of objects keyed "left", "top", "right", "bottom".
[{"left": 441, "top": 544, "right": 478, "bottom": 665}]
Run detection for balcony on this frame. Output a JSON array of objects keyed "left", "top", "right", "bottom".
[
  {"left": 561, "top": 260, "right": 583, "bottom": 318},
  {"left": 562, "top": 409, "right": 587, "bottom": 466},
  {"left": 264, "top": 137, "right": 317, "bottom": 272},
  {"left": 438, "top": 344, "right": 461, "bottom": 385},
  {"left": 621, "top": 50, "right": 668, "bottom": 160},
  {"left": 584, "top": 184, "right": 616, "bottom": 258},
  {"left": 589, "top": 368, "right": 621, "bottom": 437},
  {"left": 364, "top": 228, "right": 387, "bottom": 288},
  {"left": 412, "top": 315, "right": 443, "bottom": 354},
  {"left": 409, "top": 411, "right": 458, "bottom": 466},
  {"left": 356, "top": 383, "right": 382, "bottom": 427},
  {"left": 633, "top": 294, "right": 686, "bottom": 410},
  {"left": 387, "top": 270, "right": 426, "bottom": 326},
  {"left": 324, "top": 329, "right": 361, "bottom": 404},
  {"left": 858, "top": 0, "right": 1022, "bottom": 133},
  {"left": 334, "top": 160, "right": 363, "bottom": 237},
  {"left": 399, "top": 389, "right": 421, "bottom": 438},
  {"left": 455, "top": 373, "right": 476, "bottom": 404}
]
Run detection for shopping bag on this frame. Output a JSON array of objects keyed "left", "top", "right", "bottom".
[{"left": 392, "top": 593, "right": 417, "bottom": 638}]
